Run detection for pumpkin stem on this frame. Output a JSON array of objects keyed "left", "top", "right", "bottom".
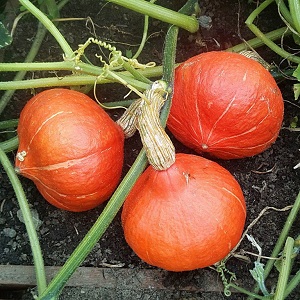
[
  {"left": 239, "top": 50, "right": 272, "bottom": 70},
  {"left": 117, "top": 80, "right": 175, "bottom": 170},
  {"left": 116, "top": 98, "right": 142, "bottom": 138}
]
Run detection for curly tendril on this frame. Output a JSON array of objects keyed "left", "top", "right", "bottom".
[{"left": 73, "top": 37, "right": 155, "bottom": 70}]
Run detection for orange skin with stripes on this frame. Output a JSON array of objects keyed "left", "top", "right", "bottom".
[
  {"left": 168, "top": 51, "right": 284, "bottom": 159},
  {"left": 15, "top": 88, "right": 124, "bottom": 212},
  {"left": 122, "top": 153, "right": 246, "bottom": 271}
]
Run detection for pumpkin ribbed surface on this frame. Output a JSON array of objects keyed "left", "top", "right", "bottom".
[
  {"left": 122, "top": 153, "right": 246, "bottom": 271},
  {"left": 15, "top": 88, "right": 124, "bottom": 212},
  {"left": 167, "top": 51, "right": 284, "bottom": 159}
]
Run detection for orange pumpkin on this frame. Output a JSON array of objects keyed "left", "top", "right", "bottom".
[
  {"left": 167, "top": 51, "right": 284, "bottom": 159},
  {"left": 15, "top": 88, "right": 124, "bottom": 212},
  {"left": 122, "top": 153, "right": 246, "bottom": 271}
]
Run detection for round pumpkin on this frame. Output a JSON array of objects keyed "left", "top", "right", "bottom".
[
  {"left": 15, "top": 88, "right": 124, "bottom": 212},
  {"left": 121, "top": 153, "right": 246, "bottom": 271},
  {"left": 167, "top": 51, "right": 284, "bottom": 159}
]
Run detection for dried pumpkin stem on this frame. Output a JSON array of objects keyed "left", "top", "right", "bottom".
[
  {"left": 117, "top": 80, "right": 175, "bottom": 170},
  {"left": 136, "top": 81, "right": 175, "bottom": 170},
  {"left": 116, "top": 98, "right": 142, "bottom": 138},
  {"left": 239, "top": 50, "right": 273, "bottom": 70}
]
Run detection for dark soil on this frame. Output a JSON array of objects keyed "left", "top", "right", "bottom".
[{"left": 0, "top": 0, "right": 300, "bottom": 299}]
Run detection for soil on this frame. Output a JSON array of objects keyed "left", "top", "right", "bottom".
[{"left": 0, "top": 0, "right": 300, "bottom": 299}]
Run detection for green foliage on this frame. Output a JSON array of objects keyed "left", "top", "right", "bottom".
[
  {"left": 290, "top": 116, "right": 298, "bottom": 128},
  {"left": 293, "top": 65, "right": 300, "bottom": 100},
  {"left": 294, "top": 84, "right": 300, "bottom": 101},
  {"left": 0, "top": 20, "right": 12, "bottom": 49},
  {"left": 293, "top": 33, "right": 300, "bottom": 46},
  {"left": 250, "top": 261, "right": 270, "bottom": 296}
]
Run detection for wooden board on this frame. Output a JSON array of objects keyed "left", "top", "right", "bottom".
[{"left": 0, "top": 265, "right": 226, "bottom": 292}]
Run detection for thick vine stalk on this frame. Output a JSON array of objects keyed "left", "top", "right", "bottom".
[{"left": 107, "top": 0, "right": 199, "bottom": 33}]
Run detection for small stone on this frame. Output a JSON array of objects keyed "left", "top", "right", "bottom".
[
  {"left": 17, "top": 208, "right": 43, "bottom": 230},
  {"left": 3, "top": 227, "right": 17, "bottom": 238},
  {"left": 20, "top": 253, "right": 28, "bottom": 261},
  {"left": 40, "top": 227, "right": 49, "bottom": 235}
]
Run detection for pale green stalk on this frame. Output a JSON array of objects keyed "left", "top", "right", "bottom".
[
  {"left": 284, "top": 264, "right": 300, "bottom": 297},
  {"left": 0, "top": 72, "right": 149, "bottom": 90},
  {"left": 226, "top": 27, "right": 292, "bottom": 53},
  {"left": 107, "top": 0, "right": 199, "bottom": 33},
  {"left": 0, "top": 136, "right": 19, "bottom": 152},
  {"left": 274, "top": 237, "right": 295, "bottom": 300},
  {"left": 288, "top": 0, "right": 300, "bottom": 33}
]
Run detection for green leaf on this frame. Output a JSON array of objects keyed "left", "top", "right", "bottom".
[
  {"left": 0, "top": 20, "right": 12, "bottom": 48},
  {"left": 293, "top": 64, "right": 300, "bottom": 80},
  {"left": 290, "top": 116, "right": 298, "bottom": 128},
  {"left": 293, "top": 65, "right": 300, "bottom": 100},
  {"left": 250, "top": 261, "right": 270, "bottom": 296},
  {"left": 125, "top": 49, "right": 133, "bottom": 58},
  {"left": 293, "top": 33, "right": 300, "bottom": 46},
  {"left": 294, "top": 83, "right": 300, "bottom": 100}
]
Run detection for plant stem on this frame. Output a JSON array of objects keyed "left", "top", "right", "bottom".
[
  {"left": 0, "top": 118, "right": 18, "bottom": 129},
  {"left": 104, "top": 99, "right": 134, "bottom": 108},
  {"left": 0, "top": 148, "right": 47, "bottom": 295},
  {"left": 226, "top": 27, "right": 292, "bottom": 53},
  {"left": 0, "top": 136, "right": 19, "bottom": 152},
  {"left": 284, "top": 268, "right": 300, "bottom": 298},
  {"left": 229, "top": 283, "right": 265, "bottom": 299},
  {"left": 132, "top": 0, "right": 153, "bottom": 60},
  {"left": 19, "top": 0, "right": 73, "bottom": 59},
  {"left": 0, "top": 61, "right": 74, "bottom": 72},
  {"left": 107, "top": 0, "right": 199, "bottom": 33},
  {"left": 245, "top": 0, "right": 300, "bottom": 64},
  {"left": 0, "top": 72, "right": 150, "bottom": 91},
  {"left": 0, "top": 61, "right": 165, "bottom": 78},
  {"left": 246, "top": 22, "right": 300, "bottom": 64},
  {"left": 275, "top": 0, "right": 294, "bottom": 26},
  {"left": 248, "top": 192, "right": 300, "bottom": 299},
  {"left": 246, "top": 0, "right": 275, "bottom": 25},
  {"left": 273, "top": 237, "right": 295, "bottom": 300},
  {"left": 121, "top": 61, "right": 152, "bottom": 84},
  {"left": 160, "top": 25, "right": 178, "bottom": 125},
  {"left": 288, "top": 0, "right": 300, "bottom": 34}
]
